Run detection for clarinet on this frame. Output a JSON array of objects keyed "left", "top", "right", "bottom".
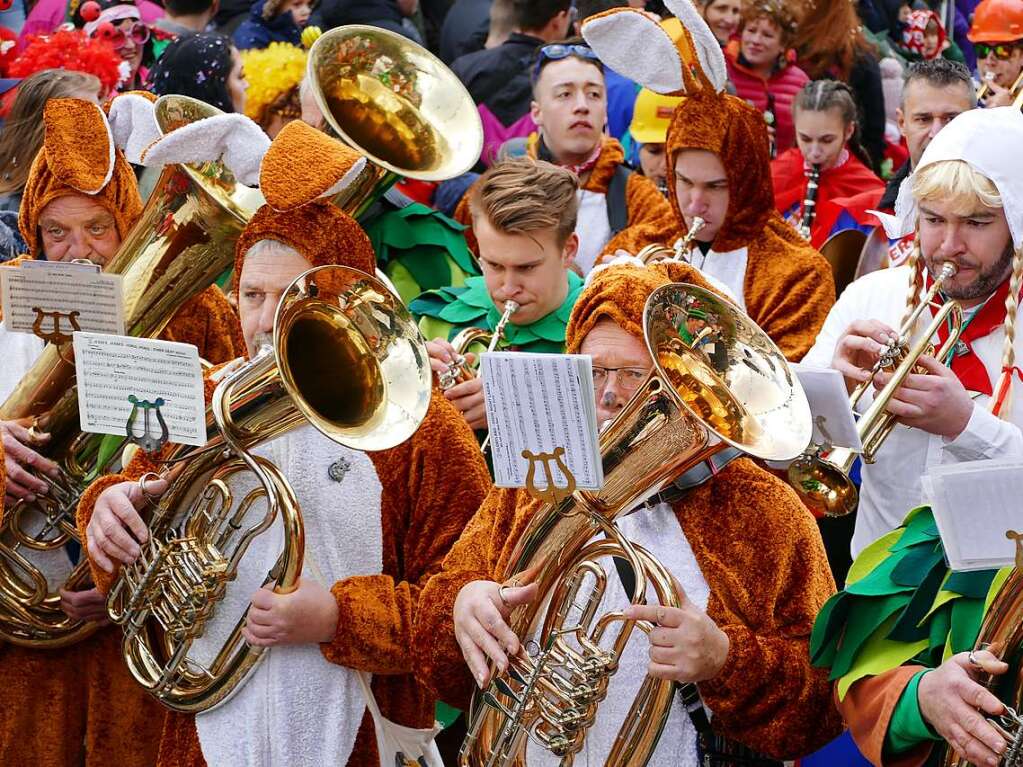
[{"left": 798, "top": 163, "right": 821, "bottom": 241}]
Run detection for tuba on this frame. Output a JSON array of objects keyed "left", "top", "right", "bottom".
[
  {"left": 0, "top": 95, "right": 264, "bottom": 648},
  {"left": 306, "top": 24, "right": 483, "bottom": 219},
  {"left": 105, "top": 265, "right": 431, "bottom": 712},
  {"left": 461, "top": 283, "right": 810, "bottom": 766},
  {"left": 944, "top": 567, "right": 1022, "bottom": 766},
  {"left": 788, "top": 262, "right": 964, "bottom": 517}
]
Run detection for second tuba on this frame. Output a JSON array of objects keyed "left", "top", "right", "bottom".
[
  {"left": 460, "top": 283, "right": 810, "bottom": 766},
  {"left": 0, "top": 95, "right": 264, "bottom": 648},
  {"left": 105, "top": 265, "right": 432, "bottom": 712}
]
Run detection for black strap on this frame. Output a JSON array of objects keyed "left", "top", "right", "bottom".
[{"left": 606, "top": 164, "right": 631, "bottom": 236}]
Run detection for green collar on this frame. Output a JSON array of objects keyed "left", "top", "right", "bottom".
[{"left": 425, "top": 272, "right": 583, "bottom": 347}]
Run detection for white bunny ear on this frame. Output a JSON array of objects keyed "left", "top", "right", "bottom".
[
  {"left": 582, "top": 9, "right": 686, "bottom": 95},
  {"left": 107, "top": 93, "right": 161, "bottom": 165},
  {"left": 663, "top": 0, "right": 728, "bottom": 93},
  {"left": 141, "top": 113, "right": 270, "bottom": 187}
]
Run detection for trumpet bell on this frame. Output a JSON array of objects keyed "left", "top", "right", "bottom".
[
  {"left": 307, "top": 25, "right": 483, "bottom": 181},
  {"left": 787, "top": 455, "right": 859, "bottom": 517},
  {"left": 645, "top": 284, "right": 811, "bottom": 461}
]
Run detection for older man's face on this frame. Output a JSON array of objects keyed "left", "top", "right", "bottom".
[
  {"left": 37, "top": 194, "right": 121, "bottom": 266},
  {"left": 237, "top": 243, "right": 313, "bottom": 357},
  {"left": 579, "top": 318, "right": 652, "bottom": 427}
]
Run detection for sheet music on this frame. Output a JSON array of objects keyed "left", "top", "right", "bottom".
[
  {"left": 922, "top": 459, "right": 1023, "bottom": 571},
  {"left": 790, "top": 363, "right": 862, "bottom": 451},
  {"left": 481, "top": 352, "right": 602, "bottom": 491},
  {"left": 73, "top": 332, "right": 206, "bottom": 447},
  {"left": 2, "top": 260, "right": 124, "bottom": 336}
]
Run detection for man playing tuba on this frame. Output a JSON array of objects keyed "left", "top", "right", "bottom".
[
  {"left": 80, "top": 121, "right": 492, "bottom": 767},
  {"left": 0, "top": 97, "right": 243, "bottom": 767},
  {"left": 413, "top": 261, "right": 842, "bottom": 766},
  {"left": 802, "top": 106, "right": 1023, "bottom": 557}
]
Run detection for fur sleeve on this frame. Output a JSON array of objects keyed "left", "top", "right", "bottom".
[
  {"left": 743, "top": 220, "right": 836, "bottom": 362},
  {"left": 682, "top": 459, "right": 843, "bottom": 758},
  {"left": 411, "top": 486, "right": 527, "bottom": 709},
  {"left": 604, "top": 174, "right": 677, "bottom": 257},
  {"left": 319, "top": 390, "right": 491, "bottom": 675},
  {"left": 160, "top": 285, "right": 245, "bottom": 366},
  {"left": 452, "top": 183, "right": 480, "bottom": 258}
]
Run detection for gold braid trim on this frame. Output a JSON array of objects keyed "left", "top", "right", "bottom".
[{"left": 992, "top": 244, "right": 1023, "bottom": 418}]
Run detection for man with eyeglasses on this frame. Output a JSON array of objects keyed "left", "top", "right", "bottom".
[
  {"left": 968, "top": 0, "right": 1023, "bottom": 109},
  {"left": 413, "top": 261, "right": 842, "bottom": 767},
  {"left": 454, "top": 40, "right": 673, "bottom": 275}
]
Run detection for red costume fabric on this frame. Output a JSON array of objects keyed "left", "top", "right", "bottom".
[{"left": 724, "top": 40, "right": 808, "bottom": 153}]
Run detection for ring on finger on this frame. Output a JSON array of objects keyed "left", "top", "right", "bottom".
[
  {"left": 137, "top": 472, "right": 162, "bottom": 507},
  {"left": 498, "top": 585, "right": 511, "bottom": 610},
  {"left": 968, "top": 650, "right": 980, "bottom": 668}
]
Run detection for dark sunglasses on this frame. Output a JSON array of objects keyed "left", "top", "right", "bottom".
[
  {"left": 531, "top": 43, "right": 600, "bottom": 81},
  {"left": 975, "top": 42, "right": 1021, "bottom": 60}
]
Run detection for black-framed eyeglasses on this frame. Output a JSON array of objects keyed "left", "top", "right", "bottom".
[
  {"left": 591, "top": 366, "right": 649, "bottom": 392},
  {"left": 975, "top": 42, "right": 1022, "bottom": 60},
  {"left": 531, "top": 43, "right": 600, "bottom": 82}
]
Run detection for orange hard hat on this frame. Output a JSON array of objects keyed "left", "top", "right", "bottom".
[{"left": 968, "top": 0, "right": 1023, "bottom": 44}]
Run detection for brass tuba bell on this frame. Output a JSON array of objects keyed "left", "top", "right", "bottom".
[
  {"left": 0, "top": 95, "right": 263, "bottom": 648},
  {"left": 461, "top": 283, "right": 811, "bottom": 766},
  {"left": 305, "top": 24, "right": 483, "bottom": 219},
  {"left": 105, "top": 265, "right": 432, "bottom": 712}
]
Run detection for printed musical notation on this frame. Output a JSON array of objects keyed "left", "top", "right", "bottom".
[
  {"left": 1, "top": 261, "right": 124, "bottom": 337},
  {"left": 481, "top": 352, "right": 602, "bottom": 491},
  {"left": 72, "top": 332, "right": 206, "bottom": 447}
]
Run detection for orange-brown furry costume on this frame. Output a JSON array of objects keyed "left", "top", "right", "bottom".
[
  {"left": 76, "top": 120, "right": 493, "bottom": 767},
  {"left": 413, "top": 263, "right": 842, "bottom": 759},
  {"left": 453, "top": 136, "right": 675, "bottom": 260},
  {"left": 0, "top": 98, "right": 243, "bottom": 767},
  {"left": 580, "top": 2, "right": 835, "bottom": 362}
]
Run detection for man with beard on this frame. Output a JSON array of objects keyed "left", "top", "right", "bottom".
[{"left": 802, "top": 106, "right": 1023, "bottom": 556}]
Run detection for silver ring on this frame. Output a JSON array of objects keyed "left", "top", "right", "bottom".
[
  {"left": 498, "top": 585, "right": 511, "bottom": 610},
  {"left": 968, "top": 650, "right": 980, "bottom": 667},
  {"left": 137, "top": 472, "right": 162, "bottom": 507}
]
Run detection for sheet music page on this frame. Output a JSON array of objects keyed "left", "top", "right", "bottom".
[
  {"left": 791, "top": 363, "right": 862, "bottom": 451},
  {"left": 73, "top": 332, "right": 206, "bottom": 448},
  {"left": 923, "top": 459, "right": 1023, "bottom": 571},
  {"left": 2, "top": 261, "right": 124, "bottom": 336},
  {"left": 481, "top": 352, "right": 602, "bottom": 490}
]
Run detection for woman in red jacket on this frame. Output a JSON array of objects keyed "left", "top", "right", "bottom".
[
  {"left": 771, "top": 80, "right": 884, "bottom": 250},
  {"left": 725, "top": 0, "right": 807, "bottom": 154}
]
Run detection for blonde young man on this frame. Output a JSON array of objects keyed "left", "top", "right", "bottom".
[
  {"left": 0, "top": 98, "right": 243, "bottom": 767},
  {"left": 78, "top": 121, "right": 492, "bottom": 767},
  {"left": 411, "top": 158, "right": 584, "bottom": 433}
]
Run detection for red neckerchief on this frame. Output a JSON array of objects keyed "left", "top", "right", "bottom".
[
  {"left": 560, "top": 141, "right": 603, "bottom": 177},
  {"left": 928, "top": 271, "right": 1013, "bottom": 396}
]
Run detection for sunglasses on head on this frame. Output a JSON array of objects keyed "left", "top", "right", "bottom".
[
  {"left": 975, "top": 42, "right": 1021, "bottom": 60},
  {"left": 531, "top": 43, "right": 600, "bottom": 81}
]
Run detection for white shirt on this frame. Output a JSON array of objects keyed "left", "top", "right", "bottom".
[
  {"left": 575, "top": 189, "right": 613, "bottom": 275},
  {"left": 681, "top": 244, "right": 749, "bottom": 313},
  {"left": 803, "top": 266, "right": 1023, "bottom": 555},
  {"left": 525, "top": 502, "right": 710, "bottom": 767}
]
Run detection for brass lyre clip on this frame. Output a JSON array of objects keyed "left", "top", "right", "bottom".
[
  {"left": 31, "top": 307, "right": 82, "bottom": 344},
  {"left": 126, "top": 395, "right": 170, "bottom": 453},
  {"left": 522, "top": 447, "right": 577, "bottom": 506}
]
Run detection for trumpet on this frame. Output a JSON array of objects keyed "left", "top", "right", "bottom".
[
  {"left": 788, "top": 262, "right": 964, "bottom": 517},
  {"left": 637, "top": 217, "right": 706, "bottom": 265},
  {"left": 439, "top": 300, "right": 519, "bottom": 391}
]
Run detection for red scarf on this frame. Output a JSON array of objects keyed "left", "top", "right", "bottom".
[{"left": 929, "top": 272, "right": 1013, "bottom": 396}]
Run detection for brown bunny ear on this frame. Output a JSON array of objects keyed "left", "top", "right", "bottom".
[
  {"left": 582, "top": 8, "right": 687, "bottom": 96},
  {"left": 42, "top": 99, "right": 115, "bottom": 195},
  {"left": 258, "top": 120, "right": 367, "bottom": 212}
]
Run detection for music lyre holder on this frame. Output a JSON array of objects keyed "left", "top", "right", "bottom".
[
  {"left": 126, "top": 395, "right": 170, "bottom": 453},
  {"left": 31, "top": 307, "right": 81, "bottom": 345},
  {"left": 522, "top": 447, "right": 577, "bottom": 506}
]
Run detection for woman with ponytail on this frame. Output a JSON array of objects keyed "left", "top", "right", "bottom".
[{"left": 771, "top": 80, "right": 884, "bottom": 250}]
